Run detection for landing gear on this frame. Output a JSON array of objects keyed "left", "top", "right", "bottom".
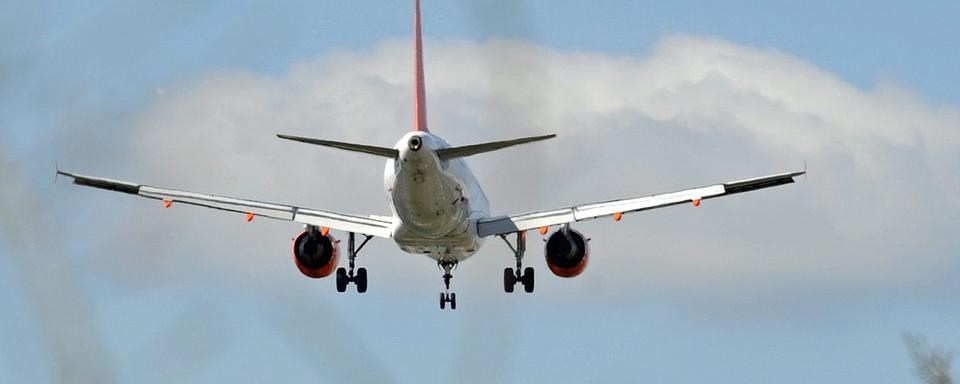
[
  {"left": 336, "top": 232, "right": 373, "bottom": 293},
  {"left": 440, "top": 292, "right": 456, "bottom": 310},
  {"left": 500, "top": 231, "right": 534, "bottom": 293},
  {"left": 503, "top": 266, "right": 534, "bottom": 293},
  {"left": 439, "top": 261, "right": 458, "bottom": 310}
]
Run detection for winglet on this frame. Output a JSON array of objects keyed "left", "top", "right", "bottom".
[
  {"left": 54, "top": 163, "right": 74, "bottom": 185},
  {"left": 413, "top": 0, "right": 428, "bottom": 132}
]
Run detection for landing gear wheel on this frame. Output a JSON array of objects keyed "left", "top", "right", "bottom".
[
  {"left": 335, "top": 267, "right": 348, "bottom": 293},
  {"left": 503, "top": 268, "right": 516, "bottom": 293},
  {"left": 522, "top": 267, "right": 535, "bottom": 293},
  {"left": 356, "top": 267, "right": 368, "bottom": 293},
  {"left": 439, "top": 292, "right": 457, "bottom": 310},
  {"left": 500, "top": 231, "right": 533, "bottom": 294},
  {"left": 334, "top": 231, "right": 374, "bottom": 294}
]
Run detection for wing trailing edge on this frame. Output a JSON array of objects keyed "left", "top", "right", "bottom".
[
  {"left": 477, "top": 170, "right": 805, "bottom": 237},
  {"left": 56, "top": 169, "right": 395, "bottom": 238}
]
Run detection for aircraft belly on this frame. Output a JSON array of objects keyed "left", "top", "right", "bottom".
[{"left": 394, "top": 218, "right": 482, "bottom": 262}]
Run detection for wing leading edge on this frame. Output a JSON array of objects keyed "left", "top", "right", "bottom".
[
  {"left": 477, "top": 170, "right": 805, "bottom": 238},
  {"left": 57, "top": 170, "right": 394, "bottom": 238}
]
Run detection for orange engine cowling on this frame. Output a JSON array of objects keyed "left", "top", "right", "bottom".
[
  {"left": 292, "top": 228, "right": 339, "bottom": 278},
  {"left": 544, "top": 228, "right": 589, "bottom": 278}
]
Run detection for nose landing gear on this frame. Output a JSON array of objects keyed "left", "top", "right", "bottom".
[
  {"left": 500, "top": 231, "right": 534, "bottom": 293},
  {"left": 336, "top": 232, "right": 373, "bottom": 293},
  {"left": 439, "top": 260, "right": 457, "bottom": 310}
]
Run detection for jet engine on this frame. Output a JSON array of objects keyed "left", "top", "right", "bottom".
[
  {"left": 544, "top": 228, "right": 589, "bottom": 278},
  {"left": 292, "top": 227, "right": 339, "bottom": 278}
]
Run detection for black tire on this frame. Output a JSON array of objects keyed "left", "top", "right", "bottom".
[
  {"left": 336, "top": 268, "right": 348, "bottom": 293},
  {"left": 503, "top": 268, "right": 515, "bottom": 293},
  {"left": 356, "top": 267, "right": 368, "bottom": 293},
  {"left": 450, "top": 293, "right": 457, "bottom": 310},
  {"left": 440, "top": 293, "right": 446, "bottom": 309},
  {"left": 523, "top": 267, "right": 535, "bottom": 293}
]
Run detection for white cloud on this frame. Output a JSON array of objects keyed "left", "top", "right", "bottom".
[{"left": 90, "top": 35, "right": 960, "bottom": 300}]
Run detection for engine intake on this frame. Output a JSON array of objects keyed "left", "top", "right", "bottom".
[
  {"left": 544, "top": 228, "right": 589, "bottom": 278},
  {"left": 293, "top": 227, "right": 339, "bottom": 278}
]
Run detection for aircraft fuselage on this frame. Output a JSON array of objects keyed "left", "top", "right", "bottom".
[{"left": 386, "top": 131, "right": 489, "bottom": 262}]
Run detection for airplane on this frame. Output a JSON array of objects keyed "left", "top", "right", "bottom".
[{"left": 56, "top": 0, "right": 804, "bottom": 310}]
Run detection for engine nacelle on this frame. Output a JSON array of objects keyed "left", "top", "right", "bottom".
[
  {"left": 292, "top": 227, "right": 339, "bottom": 279},
  {"left": 544, "top": 228, "right": 589, "bottom": 278}
]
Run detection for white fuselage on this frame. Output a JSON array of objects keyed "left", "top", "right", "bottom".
[{"left": 384, "top": 132, "right": 489, "bottom": 262}]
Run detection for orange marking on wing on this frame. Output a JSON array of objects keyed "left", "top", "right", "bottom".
[
  {"left": 163, "top": 199, "right": 172, "bottom": 208},
  {"left": 613, "top": 212, "right": 623, "bottom": 222},
  {"left": 245, "top": 212, "right": 254, "bottom": 222},
  {"left": 692, "top": 198, "right": 701, "bottom": 207},
  {"left": 539, "top": 226, "right": 549, "bottom": 235},
  {"left": 321, "top": 227, "right": 330, "bottom": 236}
]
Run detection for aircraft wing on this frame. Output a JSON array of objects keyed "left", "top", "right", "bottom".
[
  {"left": 477, "top": 170, "right": 805, "bottom": 238},
  {"left": 57, "top": 170, "right": 395, "bottom": 238}
]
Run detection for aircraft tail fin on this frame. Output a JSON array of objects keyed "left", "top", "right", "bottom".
[
  {"left": 277, "top": 134, "right": 399, "bottom": 158},
  {"left": 414, "top": 0, "right": 428, "bottom": 132},
  {"left": 436, "top": 134, "right": 556, "bottom": 160}
]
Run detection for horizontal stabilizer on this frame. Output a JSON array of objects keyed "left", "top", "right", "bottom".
[
  {"left": 277, "top": 134, "right": 399, "bottom": 158},
  {"left": 436, "top": 134, "right": 556, "bottom": 160}
]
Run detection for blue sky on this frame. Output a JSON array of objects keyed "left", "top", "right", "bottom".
[{"left": 2, "top": 1, "right": 959, "bottom": 383}]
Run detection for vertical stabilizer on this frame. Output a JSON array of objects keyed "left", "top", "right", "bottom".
[{"left": 414, "top": 0, "right": 429, "bottom": 132}]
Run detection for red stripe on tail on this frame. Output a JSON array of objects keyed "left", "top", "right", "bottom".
[{"left": 414, "top": 0, "right": 428, "bottom": 132}]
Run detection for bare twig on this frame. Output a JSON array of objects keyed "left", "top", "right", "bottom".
[{"left": 904, "top": 332, "right": 954, "bottom": 384}]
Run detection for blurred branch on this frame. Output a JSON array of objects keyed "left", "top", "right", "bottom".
[{"left": 904, "top": 332, "right": 954, "bottom": 384}]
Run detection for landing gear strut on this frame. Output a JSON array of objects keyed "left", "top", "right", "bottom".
[
  {"left": 336, "top": 232, "right": 373, "bottom": 293},
  {"left": 500, "top": 231, "right": 534, "bottom": 293},
  {"left": 439, "top": 261, "right": 457, "bottom": 310}
]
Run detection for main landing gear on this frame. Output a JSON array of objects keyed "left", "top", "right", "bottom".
[
  {"left": 336, "top": 232, "right": 373, "bottom": 293},
  {"left": 499, "top": 231, "right": 534, "bottom": 293},
  {"left": 439, "top": 261, "right": 457, "bottom": 310}
]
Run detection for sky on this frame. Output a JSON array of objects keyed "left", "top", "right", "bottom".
[{"left": 2, "top": 0, "right": 959, "bottom": 383}]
